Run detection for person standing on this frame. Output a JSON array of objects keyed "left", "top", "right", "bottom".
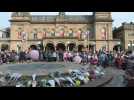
[
  {"left": 53, "top": 51, "right": 57, "bottom": 61},
  {"left": 63, "top": 51, "right": 67, "bottom": 62},
  {"left": 19, "top": 51, "right": 26, "bottom": 63},
  {"left": 108, "top": 51, "right": 114, "bottom": 67}
]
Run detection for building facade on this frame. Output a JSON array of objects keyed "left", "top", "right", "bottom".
[
  {"left": 8, "top": 12, "right": 120, "bottom": 52},
  {"left": 0, "top": 28, "right": 10, "bottom": 51},
  {"left": 113, "top": 22, "right": 134, "bottom": 51}
]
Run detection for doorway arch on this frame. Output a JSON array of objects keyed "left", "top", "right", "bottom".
[
  {"left": 67, "top": 43, "right": 76, "bottom": 51},
  {"left": 56, "top": 43, "right": 66, "bottom": 51},
  {"left": 89, "top": 44, "right": 94, "bottom": 52},
  {"left": 30, "top": 44, "right": 37, "bottom": 50},
  {"left": 1, "top": 44, "right": 9, "bottom": 51},
  {"left": 113, "top": 44, "right": 123, "bottom": 52},
  {"left": 45, "top": 43, "right": 55, "bottom": 52},
  {"left": 78, "top": 44, "right": 84, "bottom": 52}
]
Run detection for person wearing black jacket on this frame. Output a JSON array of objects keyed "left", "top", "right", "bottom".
[{"left": 19, "top": 51, "right": 26, "bottom": 63}]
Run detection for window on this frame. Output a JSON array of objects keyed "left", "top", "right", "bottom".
[
  {"left": 51, "top": 32, "right": 55, "bottom": 37},
  {"left": 18, "top": 32, "right": 21, "bottom": 39},
  {"left": 51, "top": 29, "right": 55, "bottom": 37},
  {"left": 128, "top": 33, "right": 134, "bottom": 36},
  {"left": 101, "top": 27, "right": 106, "bottom": 40},
  {"left": 77, "top": 29, "right": 82, "bottom": 39},
  {"left": 33, "top": 33, "right": 37, "bottom": 39},
  {"left": 69, "top": 29, "right": 73, "bottom": 37},
  {"left": 59, "top": 29, "right": 64, "bottom": 37},
  {"left": 69, "top": 33, "right": 73, "bottom": 37},
  {"left": 129, "top": 40, "right": 132, "bottom": 44},
  {"left": 128, "top": 40, "right": 133, "bottom": 50}
]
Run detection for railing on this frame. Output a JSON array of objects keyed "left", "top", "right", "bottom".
[
  {"left": 0, "top": 38, "right": 10, "bottom": 41},
  {"left": 32, "top": 16, "right": 56, "bottom": 22}
]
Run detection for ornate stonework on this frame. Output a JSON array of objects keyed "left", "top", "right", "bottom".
[{"left": 7, "top": 12, "right": 120, "bottom": 52}]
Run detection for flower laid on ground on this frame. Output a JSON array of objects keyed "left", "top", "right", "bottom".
[{"left": 0, "top": 66, "right": 105, "bottom": 87}]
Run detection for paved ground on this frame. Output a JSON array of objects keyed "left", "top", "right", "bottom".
[
  {"left": 0, "top": 62, "right": 83, "bottom": 75},
  {"left": 103, "top": 67, "right": 126, "bottom": 87},
  {"left": 0, "top": 62, "right": 126, "bottom": 87}
]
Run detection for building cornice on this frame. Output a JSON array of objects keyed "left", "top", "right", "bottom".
[
  {"left": 9, "top": 19, "right": 31, "bottom": 22},
  {"left": 94, "top": 19, "right": 113, "bottom": 22}
]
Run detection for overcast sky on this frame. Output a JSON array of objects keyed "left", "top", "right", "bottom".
[{"left": 0, "top": 12, "right": 134, "bottom": 29}]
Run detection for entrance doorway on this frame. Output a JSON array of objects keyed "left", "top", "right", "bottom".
[
  {"left": 89, "top": 44, "right": 94, "bottom": 52},
  {"left": 78, "top": 44, "right": 84, "bottom": 52},
  {"left": 30, "top": 45, "right": 37, "bottom": 50},
  {"left": 113, "top": 45, "right": 123, "bottom": 52},
  {"left": 1, "top": 44, "right": 9, "bottom": 51},
  {"left": 45, "top": 43, "right": 55, "bottom": 52},
  {"left": 56, "top": 43, "right": 66, "bottom": 51},
  {"left": 67, "top": 43, "right": 76, "bottom": 51}
]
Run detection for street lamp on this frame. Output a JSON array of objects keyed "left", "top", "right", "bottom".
[
  {"left": 38, "top": 41, "right": 41, "bottom": 44},
  {"left": 84, "top": 32, "right": 88, "bottom": 49},
  {"left": 86, "top": 31, "right": 90, "bottom": 50},
  {"left": 117, "top": 41, "right": 121, "bottom": 53},
  {"left": 67, "top": 41, "right": 70, "bottom": 51},
  {"left": 93, "top": 42, "right": 96, "bottom": 54},
  {"left": 132, "top": 44, "right": 134, "bottom": 51},
  {"left": 37, "top": 41, "right": 41, "bottom": 50},
  {"left": 17, "top": 42, "right": 19, "bottom": 53},
  {"left": 128, "top": 43, "right": 131, "bottom": 51},
  {"left": 130, "top": 41, "right": 133, "bottom": 51}
]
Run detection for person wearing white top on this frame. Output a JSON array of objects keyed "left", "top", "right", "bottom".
[{"left": 53, "top": 52, "right": 57, "bottom": 61}]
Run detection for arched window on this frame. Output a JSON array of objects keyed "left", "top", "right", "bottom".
[{"left": 1, "top": 44, "right": 9, "bottom": 51}]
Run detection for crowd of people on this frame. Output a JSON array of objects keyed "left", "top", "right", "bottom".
[
  {"left": 0, "top": 47, "right": 133, "bottom": 87},
  {"left": 0, "top": 47, "right": 133, "bottom": 70}
]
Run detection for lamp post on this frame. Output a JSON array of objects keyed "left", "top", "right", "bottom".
[
  {"left": 67, "top": 41, "right": 70, "bottom": 51},
  {"left": 86, "top": 31, "right": 90, "bottom": 51},
  {"left": 54, "top": 43, "right": 57, "bottom": 51},
  {"left": 84, "top": 33, "right": 88, "bottom": 51},
  {"left": 93, "top": 42, "right": 96, "bottom": 54},
  {"left": 130, "top": 41, "right": 133, "bottom": 51},
  {"left": 128, "top": 43, "right": 130, "bottom": 51},
  {"left": 132, "top": 44, "right": 134, "bottom": 51},
  {"left": 37, "top": 41, "right": 41, "bottom": 50},
  {"left": 17, "top": 42, "right": 19, "bottom": 53},
  {"left": 117, "top": 41, "right": 121, "bottom": 53}
]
